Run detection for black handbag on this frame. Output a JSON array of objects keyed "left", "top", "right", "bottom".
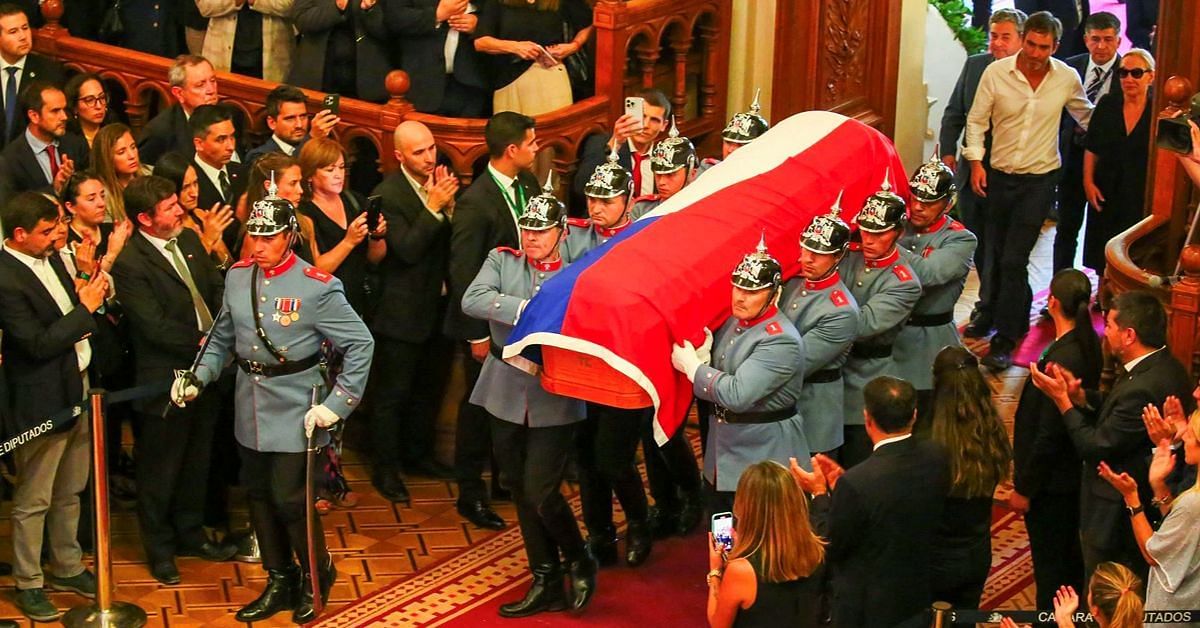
[
  {"left": 562, "top": 21, "right": 592, "bottom": 97},
  {"left": 98, "top": 1, "right": 125, "bottom": 44}
]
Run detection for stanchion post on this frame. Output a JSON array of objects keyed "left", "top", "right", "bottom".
[
  {"left": 930, "top": 601, "right": 952, "bottom": 628},
  {"left": 63, "top": 389, "right": 148, "bottom": 628}
]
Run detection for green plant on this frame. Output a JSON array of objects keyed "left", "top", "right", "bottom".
[{"left": 931, "top": 0, "right": 988, "bottom": 55}]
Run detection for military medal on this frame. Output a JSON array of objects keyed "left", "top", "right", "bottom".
[{"left": 273, "top": 297, "right": 301, "bottom": 327}]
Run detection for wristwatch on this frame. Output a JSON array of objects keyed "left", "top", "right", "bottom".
[{"left": 1126, "top": 503, "right": 1144, "bottom": 517}]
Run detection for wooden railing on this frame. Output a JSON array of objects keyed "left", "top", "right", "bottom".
[{"left": 31, "top": 0, "right": 732, "bottom": 194}]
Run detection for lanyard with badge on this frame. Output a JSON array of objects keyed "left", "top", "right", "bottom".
[{"left": 488, "top": 171, "right": 526, "bottom": 220}]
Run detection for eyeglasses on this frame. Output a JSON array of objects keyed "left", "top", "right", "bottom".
[
  {"left": 79, "top": 94, "right": 109, "bottom": 107},
  {"left": 1117, "top": 68, "right": 1149, "bottom": 79}
]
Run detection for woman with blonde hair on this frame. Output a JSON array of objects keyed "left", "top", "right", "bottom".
[
  {"left": 1049, "top": 562, "right": 1145, "bottom": 628},
  {"left": 237, "top": 152, "right": 320, "bottom": 262},
  {"left": 1101, "top": 393, "right": 1200, "bottom": 618},
  {"left": 91, "top": 123, "right": 152, "bottom": 221},
  {"left": 926, "top": 345, "right": 1012, "bottom": 608},
  {"left": 706, "top": 460, "right": 824, "bottom": 628}
]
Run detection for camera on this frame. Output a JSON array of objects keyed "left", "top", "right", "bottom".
[{"left": 1156, "top": 92, "right": 1200, "bottom": 154}]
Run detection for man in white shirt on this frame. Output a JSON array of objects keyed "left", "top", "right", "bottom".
[
  {"left": 0, "top": 5, "right": 64, "bottom": 146},
  {"left": 0, "top": 192, "right": 107, "bottom": 622},
  {"left": 962, "top": 10, "right": 1093, "bottom": 370}
]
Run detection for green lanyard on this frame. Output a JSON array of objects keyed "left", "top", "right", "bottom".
[{"left": 488, "top": 171, "right": 526, "bottom": 220}]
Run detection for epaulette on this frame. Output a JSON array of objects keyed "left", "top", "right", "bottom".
[
  {"left": 303, "top": 266, "right": 333, "bottom": 283},
  {"left": 831, "top": 289, "right": 850, "bottom": 307},
  {"left": 848, "top": 242, "right": 863, "bottom": 252},
  {"left": 566, "top": 217, "right": 591, "bottom": 229},
  {"left": 701, "top": 157, "right": 720, "bottom": 166},
  {"left": 496, "top": 246, "right": 523, "bottom": 257},
  {"left": 949, "top": 218, "right": 965, "bottom": 231},
  {"left": 631, "top": 194, "right": 660, "bottom": 205},
  {"left": 765, "top": 321, "right": 783, "bottom": 336},
  {"left": 892, "top": 265, "right": 914, "bottom": 282},
  {"left": 231, "top": 258, "right": 254, "bottom": 269}
]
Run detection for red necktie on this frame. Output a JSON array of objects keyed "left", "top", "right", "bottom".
[
  {"left": 631, "top": 151, "right": 645, "bottom": 196},
  {"left": 46, "top": 144, "right": 59, "bottom": 181}
]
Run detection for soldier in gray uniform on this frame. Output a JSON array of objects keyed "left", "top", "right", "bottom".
[
  {"left": 628, "top": 118, "right": 697, "bottom": 221},
  {"left": 172, "top": 194, "right": 374, "bottom": 624},
  {"left": 561, "top": 152, "right": 637, "bottom": 263},
  {"left": 696, "top": 88, "right": 770, "bottom": 176},
  {"left": 671, "top": 236, "right": 810, "bottom": 515},
  {"left": 894, "top": 152, "right": 977, "bottom": 423},
  {"left": 838, "top": 176, "right": 922, "bottom": 469},
  {"left": 462, "top": 194, "right": 599, "bottom": 617},
  {"left": 780, "top": 196, "right": 860, "bottom": 459}
]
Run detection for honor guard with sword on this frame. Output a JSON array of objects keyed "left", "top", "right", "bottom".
[
  {"left": 629, "top": 118, "right": 698, "bottom": 221},
  {"left": 780, "top": 195, "right": 860, "bottom": 459},
  {"left": 672, "top": 235, "right": 810, "bottom": 515},
  {"left": 697, "top": 88, "right": 770, "bottom": 175},
  {"left": 894, "top": 150, "right": 977, "bottom": 423},
  {"left": 462, "top": 189, "right": 599, "bottom": 617},
  {"left": 171, "top": 192, "right": 374, "bottom": 624},
  {"left": 838, "top": 174, "right": 922, "bottom": 469}
]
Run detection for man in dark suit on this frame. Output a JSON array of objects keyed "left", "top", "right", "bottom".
[
  {"left": 445, "top": 111, "right": 541, "bottom": 530},
  {"left": 796, "top": 376, "right": 951, "bottom": 628},
  {"left": 1125, "top": 0, "right": 1158, "bottom": 51},
  {"left": 1, "top": 81, "right": 89, "bottom": 196},
  {"left": 0, "top": 4, "right": 65, "bottom": 147},
  {"left": 367, "top": 120, "right": 457, "bottom": 502},
  {"left": 0, "top": 192, "right": 107, "bottom": 622},
  {"left": 1016, "top": 0, "right": 1090, "bottom": 58},
  {"left": 940, "top": 7, "right": 1024, "bottom": 328},
  {"left": 117, "top": 0, "right": 182, "bottom": 57},
  {"left": 245, "top": 84, "right": 339, "bottom": 164},
  {"left": 1031, "top": 290, "right": 1195, "bottom": 581},
  {"left": 385, "top": 0, "right": 488, "bottom": 117},
  {"left": 570, "top": 89, "right": 670, "bottom": 213},
  {"left": 190, "top": 104, "right": 247, "bottom": 249},
  {"left": 1054, "top": 11, "right": 1122, "bottom": 274},
  {"left": 111, "top": 176, "right": 237, "bottom": 586},
  {"left": 290, "top": 0, "right": 395, "bottom": 103},
  {"left": 138, "top": 55, "right": 223, "bottom": 165}
]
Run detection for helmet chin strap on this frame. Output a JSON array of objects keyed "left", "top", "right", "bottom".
[{"left": 752, "top": 284, "right": 780, "bottom": 321}]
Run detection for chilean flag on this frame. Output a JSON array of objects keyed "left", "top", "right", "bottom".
[{"left": 504, "top": 111, "right": 908, "bottom": 444}]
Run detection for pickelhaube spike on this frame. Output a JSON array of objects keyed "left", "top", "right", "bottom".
[
  {"left": 749, "top": 88, "right": 762, "bottom": 115},
  {"left": 879, "top": 167, "right": 892, "bottom": 192},
  {"left": 268, "top": 170, "right": 278, "bottom": 197},
  {"left": 731, "top": 229, "right": 782, "bottom": 291},
  {"left": 542, "top": 169, "right": 554, "bottom": 195},
  {"left": 667, "top": 116, "right": 679, "bottom": 139},
  {"left": 829, "top": 190, "right": 845, "bottom": 217}
]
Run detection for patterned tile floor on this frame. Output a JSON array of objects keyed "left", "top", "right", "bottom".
[{"left": 0, "top": 223, "right": 1060, "bottom": 625}]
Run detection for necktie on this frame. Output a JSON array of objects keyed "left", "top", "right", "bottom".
[
  {"left": 218, "top": 169, "right": 231, "bottom": 202},
  {"left": 165, "top": 239, "right": 215, "bottom": 331},
  {"left": 4, "top": 67, "right": 18, "bottom": 141},
  {"left": 46, "top": 144, "right": 58, "bottom": 182},
  {"left": 631, "top": 151, "right": 645, "bottom": 196},
  {"left": 512, "top": 181, "right": 525, "bottom": 215},
  {"left": 1085, "top": 66, "right": 1105, "bottom": 103}
]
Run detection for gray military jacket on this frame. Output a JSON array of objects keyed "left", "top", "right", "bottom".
[
  {"left": 894, "top": 216, "right": 977, "bottom": 390},
  {"left": 197, "top": 254, "right": 375, "bottom": 453},
  {"left": 780, "top": 272, "right": 860, "bottom": 453},
  {"left": 838, "top": 246, "right": 922, "bottom": 426},
  {"left": 560, "top": 217, "right": 635, "bottom": 263},
  {"left": 692, "top": 307, "right": 810, "bottom": 492},
  {"left": 462, "top": 247, "right": 585, "bottom": 427},
  {"left": 628, "top": 195, "right": 662, "bottom": 221}
]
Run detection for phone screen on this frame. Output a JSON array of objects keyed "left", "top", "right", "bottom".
[
  {"left": 367, "top": 195, "right": 382, "bottom": 232},
  {"left": 711, "top": 512, "right": 733, "bottom": 552}
]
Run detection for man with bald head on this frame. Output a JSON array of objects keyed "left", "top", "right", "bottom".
[{"left": 366, "top": 120, "right": 461, "bottom": 501}]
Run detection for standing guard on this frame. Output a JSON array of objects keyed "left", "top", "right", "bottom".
[
  {"left": 698, "top": 88, "right": 770, "bottom": 174},
  {"left": 894, "top": 151, "right": 978, "bottom": 422},
  {"left": 562, "top": 151, "right": 636, "bottom": 263},
  {"left": 838, "top": 174, "right": 922, "bottom": 468},
  {"left": 629, "top": 118, "right": 697, "bottom": 221},
  {"left": 672, "top": 235, "right": 809, "bottom": 515},
  {"left": 172, "top": 193, "right": 374, "bottom": 624},
  {"left": 462, "top": 191, "right": 599, "bottom": 617},
  {"left": 780, "top": 195, "right": 860, "bottom": 459}
]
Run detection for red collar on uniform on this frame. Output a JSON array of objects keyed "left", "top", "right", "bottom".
[
  {"left": 916, "top": 214, "right": 948, "bottom": 234},
  {"left": 738, "top": 305, "right": 779, "bottom": 328},
  {"left": 865, "top": 247, "right": 900, "bottom": 268},
  {"left": 805, "top": 271, "right": 841, "bottom": 291},
  {"left": 529, "top": 255, "right": 563, "bottom": 272},
  {"left": 596, "top": 218, "right": 632, "bottom": 238},
  {"left": 264, "top": 252, "right": 298, "bottom": 278}
]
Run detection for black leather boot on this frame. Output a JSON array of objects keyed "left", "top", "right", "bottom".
[
  {"left": 292, "top": 555, "right": 336, "bottom": 624},
  {"left": 624, "top": 520, "right": 652, "bottom": 567},
  {"left": 566, "top": 547, "right": 599, "bottom": 612},
  {"left": 585, "top": 526, "right": 618, "bottom": 567},
  {"left": 235, "top": 565, "right": 299, "bottom": 622},
  {"left": 647, "top": 504, "right": 679, "bottom": 540},
  {"left": 498, "top": 562, "right": 567, "bottom": 618},
  {"left": 675, "top": 490, "right": 704, "bottom": 537}
]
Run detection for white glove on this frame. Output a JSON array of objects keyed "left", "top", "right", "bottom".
[
  {"left": 671, "top": 340, "right": 703, "bottom": 382},
  {"left": 304, "top": 403, "right": 340, "bottom": 438},
  {"left": 695, "top": 328, "right": 714, "bottom": 365},
  {"left": 170, "top": 371, "right": 200, "bottom": 407}
]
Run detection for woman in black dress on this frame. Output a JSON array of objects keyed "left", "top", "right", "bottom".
[
  {"left": 295, "top": 137, "right": 388, "bottom": 317},
  {"left": 706, "top": 461, "right": 824, "bottom": 628},
  {"left": 1082, "top": 48, "right": 1156, "bottom": 275}
]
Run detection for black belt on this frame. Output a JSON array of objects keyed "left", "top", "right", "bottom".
[
  {"left": 714, "top": 406, "right": 793, "bottom": 424},
  {"left": 806, "top": 368, "right": 841, "bottom": 384},
  {"left": 850, "top": 343, "right": 892, "bottom": 359},
  {"left": 236, "top": 353, "right": 322, "bottom": 377},
  {"left": 907, "top": 311, "right": 954, "bottom": 327}
]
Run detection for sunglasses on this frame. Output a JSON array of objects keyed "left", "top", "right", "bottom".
[{"left": 1117, "top": 68, "right": 1149, "bottom": 79}]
